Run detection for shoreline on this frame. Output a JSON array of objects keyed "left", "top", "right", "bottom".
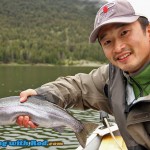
[{"left": 0, "top": 60, "right": 106, "bottom": 67}]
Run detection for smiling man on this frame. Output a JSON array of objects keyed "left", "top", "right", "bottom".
[
  {"left": 98, "top": 21, "right": 150, "bottom": 73},
  {"left": 17, "top": 0, "right": 150, "bottom": 149}
]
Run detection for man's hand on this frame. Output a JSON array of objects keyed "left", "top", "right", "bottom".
[
  {"left": 20, "top": 89, "right": 37, "bottom": 103},
  {"left": 16, "top": 116, "right": 37, "bottom": 128},
  {"left": 16, "top": 89, "right": 38, "bottom": 128}
]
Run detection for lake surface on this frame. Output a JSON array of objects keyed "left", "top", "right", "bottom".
[{"left": 0, "top": 65, "right": 100, "bottom": 150}]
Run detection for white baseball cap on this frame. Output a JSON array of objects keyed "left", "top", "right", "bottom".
[{"left": 89, "top": 0, "right": 150, "bottom": 43}]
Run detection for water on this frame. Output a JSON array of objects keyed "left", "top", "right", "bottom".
[{"left": 0, "top": 65, "right": 100, "bottom": 150}]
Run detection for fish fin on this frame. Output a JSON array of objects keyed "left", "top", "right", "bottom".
[
  {"left": 53, "top": 126, "right": 65, "bottom": 133},
  {"left": 66, "top": 109, "right": 73, "bottom": 115},
  {"left": 75, "top": 122, "right": 99, "bottom": 148},
  {"left": 83, "top": 122, "right": 99, "bottom": 133},
  {"left": 75, "top": 127, "right": 88, "bottom": 148}
]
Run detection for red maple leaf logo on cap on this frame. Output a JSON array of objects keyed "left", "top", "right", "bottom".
[{"left": 103, "top": 6, "right": 108, "bottom": 13}]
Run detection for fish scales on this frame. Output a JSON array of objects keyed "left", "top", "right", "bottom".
[
  {"left": 0, "top": 96, "right": 83, "bottom": 132},
  {"left": 0, "top": 95, "right": 98, "bottom": 148}
]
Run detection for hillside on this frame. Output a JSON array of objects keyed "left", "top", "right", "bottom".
[{"left": 0, "top": 0, "right": 107, "bottom": 64}]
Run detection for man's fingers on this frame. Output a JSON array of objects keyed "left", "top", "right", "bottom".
[
  {"left": 28, "top": 121, "right": 38, "bottom": 129},
  {"left": 20, "top": 96, "right": 27, "bottom": 103},
  {"left": 22, "top": 116, "right": 30, "bottom": 128},
  {"left": 16, "top": 116, "right": 24, "bottom": 126},
  {"left": 16, "top": 116, "right": 38, "bottom": 129},
  {"left": 20, "top": 89, "right": 37, "bottom": 103},
  {"left": 20, "top": 91, "right": 28, "bottom": 103}
]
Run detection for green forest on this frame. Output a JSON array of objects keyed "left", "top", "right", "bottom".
[{"left": 0, "top": 0, "right": 107, "bottom": 65}]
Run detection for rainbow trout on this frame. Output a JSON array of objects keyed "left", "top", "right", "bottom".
[{"left": 0, "top": 95, "right": 97, "bottom": 148}]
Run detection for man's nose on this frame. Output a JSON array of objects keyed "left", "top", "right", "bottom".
[{"left": 113, "top": 40, "right": 126, "bottom": 53}]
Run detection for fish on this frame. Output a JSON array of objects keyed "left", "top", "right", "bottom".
[{"left": 0, "top": 95, "right": 98, "bottom": 148}]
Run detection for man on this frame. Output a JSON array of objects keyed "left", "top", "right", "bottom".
[{"left": 17, "top": 0, "right": 150, "bottom": 149}]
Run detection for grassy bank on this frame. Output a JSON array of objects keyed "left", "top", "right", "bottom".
[{"left": 0, "top": 60, "right": 106, "bottom": 67}]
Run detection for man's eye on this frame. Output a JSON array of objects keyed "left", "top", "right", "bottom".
[
  {"left": 121, "top": 30, "right": 128, "bottom": 36},
  {"left": 103, "top": 40, "right": 111, "bottom": 46}
]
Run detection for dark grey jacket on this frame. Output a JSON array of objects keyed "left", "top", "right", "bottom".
[
  {"left": 35, "top": 64, "right": 149, "bottom": 149},
  {"left": 108, "top": 64, "right": 149, "bottom": 150}
]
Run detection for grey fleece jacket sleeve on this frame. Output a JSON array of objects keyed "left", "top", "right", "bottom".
[{"left": 35, "top": 64, "right": 112, "bottom": 113}]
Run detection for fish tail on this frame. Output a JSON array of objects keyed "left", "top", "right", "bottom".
[
  {"left": 75, "top": 122, "right": 98, "bottom": 148},
  {"left": 75, "top": 127, "right": 88, "bottom": 148}
]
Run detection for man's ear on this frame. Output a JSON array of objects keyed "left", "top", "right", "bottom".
[{"left": 147, "top": 24, "right": 150, "bottom": 40}]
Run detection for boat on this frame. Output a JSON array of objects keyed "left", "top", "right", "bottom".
[{"left": 76, "top": 111, "right": 127, "bottom": 150}]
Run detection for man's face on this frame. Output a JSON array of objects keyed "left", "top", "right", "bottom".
[{"left": 98, "top": 21, "right": 150, "bottom": 73}]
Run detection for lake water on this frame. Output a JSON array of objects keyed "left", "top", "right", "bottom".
[{"left": 0, "top": 65, "right": 101, "bottom": 150}]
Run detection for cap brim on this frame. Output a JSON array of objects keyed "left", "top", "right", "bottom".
[{"left": 89, "top": 16, "right": 139, "bottom": 43}]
